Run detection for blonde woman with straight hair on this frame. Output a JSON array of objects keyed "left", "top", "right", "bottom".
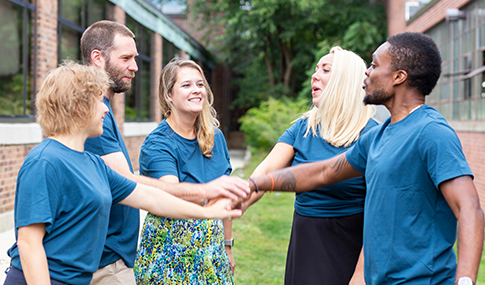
[
  {"left": 134, "top": 59, "right": 236, "bottom": 284},
  {"left": 243, "top": 47, "right": 378, "bottom": 285}
]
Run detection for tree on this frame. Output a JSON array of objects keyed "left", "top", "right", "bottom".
[{"left": 191, "top": 0, "right": 386, "bottom": 109}]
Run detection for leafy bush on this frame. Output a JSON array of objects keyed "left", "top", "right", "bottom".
[{"left": 239, "top": 97, "right": 309, "bottom": 152}]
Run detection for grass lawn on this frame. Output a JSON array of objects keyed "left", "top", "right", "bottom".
[{"left": 232, "top": 150, "right": 485, "bottom": 284}]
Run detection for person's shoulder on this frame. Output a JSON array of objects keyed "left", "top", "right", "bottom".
[
  {"left": 363, "top": 118, "right": 380, "bottom": 132},
  {"left": 420, "top": 106, "right": 453, "bottom": 130},
  {"left": 141, "top": 120, "right": 178, "bottom": 151}
]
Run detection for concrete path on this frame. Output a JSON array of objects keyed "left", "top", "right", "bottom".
[{"left": 0, "top": 149, "right": 248, "bottom": 282}]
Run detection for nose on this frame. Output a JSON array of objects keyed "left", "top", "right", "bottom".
[
  {"left": 364, "top": 67, "right": 370, "bottom": 77},
  {"left": 103, "top": 104, "right": 109, "bottom": 114},
  {"left": 129, "top": 59, "right": 138, "bottom": 72},
  {"left": 311, "top": 72, "right": 318, "bottom": 82}
]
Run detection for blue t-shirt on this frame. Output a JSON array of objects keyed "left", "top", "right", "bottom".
[
  {"left": 346, "top": 105, "right": 473, "bottom": 284},
  {"left": 8, "top": 139, "right": 136, "bottom": 285},
  {"left": 139, "top": 119, "right": 231, "bottom": 181},
  {"left": 84, "top": 97, "right": 139, "bottom": 268},
  {"left": 278, "top": 118, "right": 378, "bottom": 217}
]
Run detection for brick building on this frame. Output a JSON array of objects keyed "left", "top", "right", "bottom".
[
  {"left": 386, "top": 0, "right": 485, "bottom": 209},
  {"left": 0, "top": 0, "right": 235, "bottom": 232}
]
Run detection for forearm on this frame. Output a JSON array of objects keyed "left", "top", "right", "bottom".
[
  {"left": 127, "top": 184, "right": 207, "bottom": 219},
  {"left": 455, "top": 205, "right": 484, "bottom": 282},
  {"left": 251, "top": 153, "right": 360, "bottom": 193},
  {"left": 130, "top": 174, "right": 203, "bottom": 203},
  {"left": 17, "top": 227, "right": 50, "bottom": 285}
]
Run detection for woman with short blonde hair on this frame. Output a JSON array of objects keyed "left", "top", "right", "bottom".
[{"left": 244, "top": 47, "right": 378, "bottom": 284}]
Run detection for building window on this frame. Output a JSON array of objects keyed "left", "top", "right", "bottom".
[
  {"left": 58, "top": 0, "right": 110, "bottom": 62},
  {"left": 0, "top": 0, "right": 36, "bottom": 118},
  {"left": 427, "top": 1, "right": 485, "bottom": 121},
  {"left": 125, "top": 16, "right": 153, "bottom": 121},
  {"left": 163, "top": 38, "right": 180, "bottom": 65}
]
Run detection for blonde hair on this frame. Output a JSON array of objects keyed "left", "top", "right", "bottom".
[
  {"left": 303, "top": 46, "right": 374, "bottom": 147},
  {"left": 36, "top": 62, "right": 109, "bottom": 136},
  {"left": 159, "top": 59, "right": 219, "bottom": 158}
]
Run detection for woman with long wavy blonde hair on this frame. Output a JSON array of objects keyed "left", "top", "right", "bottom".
[
  {"left": 243, "top": 47, "right": 378, "bottom": 284},
  {"left": 134, "top": 59, "right": 235, "bottom": 284}
]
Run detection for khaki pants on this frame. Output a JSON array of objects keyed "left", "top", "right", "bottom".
[{"left": 90, "top": 259, "right": 136, "bottom": 285}]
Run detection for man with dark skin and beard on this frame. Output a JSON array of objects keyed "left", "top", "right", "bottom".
[
  {"left": 81, "top": 21, "right": 249, "bottom": 285},
  {"left": 247, "top": 32, "right": 484, "bottom": 285}
]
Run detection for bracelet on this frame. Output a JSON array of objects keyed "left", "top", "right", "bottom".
[
  {"left": 248, "top": 177, "right": 259, "bottom": 193},
  {"left": 224, "top": 238, "right": 234, "bottom": 247},
  {"left": 267, "top": 173, "right": 274, "bottom": 193}
]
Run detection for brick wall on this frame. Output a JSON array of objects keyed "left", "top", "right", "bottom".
[
  {"left": 36, "top": 0, "right": 58, "bottom": 89},
  {"left": 456, "top": 131, "right": 485, "bottom": 210},
  {"left": 0, "top": 145, "right": 36, "bottom": 213},
  {"left": 405, "top": 0, "right": 472, "bottom": 33}
]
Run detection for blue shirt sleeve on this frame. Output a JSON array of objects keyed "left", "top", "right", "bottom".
[
  {"left": 346, "top": 125, "right": 380, "bottom": 176},
  {"left": 277, "top": 119, "right": 301, "bottom": 146},
  {"left": 139, "top": 140, "right": 178, "bottom": 179},
  {"left": 419, "top": 121, "right": 473, "bottom": 187},
  {"left": 15, "top": 158, "right": 58, "bottom": 233}
]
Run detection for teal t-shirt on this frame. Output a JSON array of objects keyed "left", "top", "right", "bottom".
[
  {"left": 278, "top": 118, "right": 378, "bottom": 217},
  {"left": 139, "top": 119, "right": 231, "bottom": 181},
  {"left": 8, "top": 139, "right": 136, "bottom": 285},
  {"left": 346, "top": 105, "right": 473, "bottom": 284},
  {"left": 84, "top": 97, "right": 139, "bottom": 268}
]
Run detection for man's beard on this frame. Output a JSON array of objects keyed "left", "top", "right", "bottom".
[
  {"left": 363, "top": 89, "right": 391, "bottom": 105},
  {"left": 105, "top": 61, "right": 135, "bottom": 94}
]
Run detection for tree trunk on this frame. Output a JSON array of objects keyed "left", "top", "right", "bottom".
[{"left": 263, "top": 48, "right": 275, "bottom": 87}]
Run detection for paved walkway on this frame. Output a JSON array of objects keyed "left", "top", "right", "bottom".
[{"left": 0, "top": 149, "right": 248, "bottom": 282}]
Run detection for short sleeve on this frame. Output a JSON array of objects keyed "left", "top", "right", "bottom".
[
  {"left": 346, "top": 129, "right": 375, "bottom": 176},
  {"left": 419, "top": 122, "right": 473, "bottom": 187},
  {"left": 215, "top": 130, "right": 232, "bottom": 176},
  {"left": 15, "top": 159, "right": 59, "bottom": 233},
  {"left": 139, "top": 141, "right": 178, "bottom": 179},
  {"left": 103, "top": 162, "right": 137, "bottom": 203},
  {"left": 277, "top": 119, "right": 302, "bottom": 146}
]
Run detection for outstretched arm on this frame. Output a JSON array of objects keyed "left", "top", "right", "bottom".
[
  {"left": 440, "top": 175, "right": 484, "bottom": 283},
  {"left": 250, "top": 153, "right": 361, "bottom": 193},
  {"left": 241, "top": 142, "right": 295, "bottom": 211},
  {"left": 120, "top": 183, "right": 242, "bottom": 220},
  {"left": 101, "top": 152, "right": 249, "bottom": 203}
]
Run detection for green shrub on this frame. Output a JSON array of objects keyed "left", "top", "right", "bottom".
[{"left": 239, "top": 97, "right": 309, "bottom": 152}]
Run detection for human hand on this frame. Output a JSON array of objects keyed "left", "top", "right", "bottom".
[
  {"left": 204, "top": 198, "right": 242, "bottom": 220},
  {"left": 201, "top": 175, "right": 250, "bottom": 201}
]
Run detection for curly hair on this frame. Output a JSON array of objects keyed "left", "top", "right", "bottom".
[
  {"left": 36, "top": 62, "right": 109, "bottom": 136},
  {"left": 387, "top": 32, "right": 442, "bottom": 96}
]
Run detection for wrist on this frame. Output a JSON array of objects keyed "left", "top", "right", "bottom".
[
  {"left": 224, "top": 238, "right": 234, "bottom": 247},
  {"left": 456, "top": 277, "right": 474, "bottom": 285}
]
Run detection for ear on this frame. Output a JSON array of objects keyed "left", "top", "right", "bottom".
[
  {"left": 392, "top": 70, "right": 408, "bottom": 86},
  {"left": 91, "top": 49, "right": 106, "bottom": 68}
]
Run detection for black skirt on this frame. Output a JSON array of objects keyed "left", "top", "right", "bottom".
[{"left": 284, "top": 211, "right": 364, "bottom": 285}]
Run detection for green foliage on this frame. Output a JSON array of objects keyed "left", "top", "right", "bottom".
[
  {"left": 0, "top": 73, "right": 31, "bottom": 116},
  {"left": 238, "top": 97, "right": 309, "bottom": 152},
  {"left": 191, "top": 0, "right": 387, "bottom": 110}
]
